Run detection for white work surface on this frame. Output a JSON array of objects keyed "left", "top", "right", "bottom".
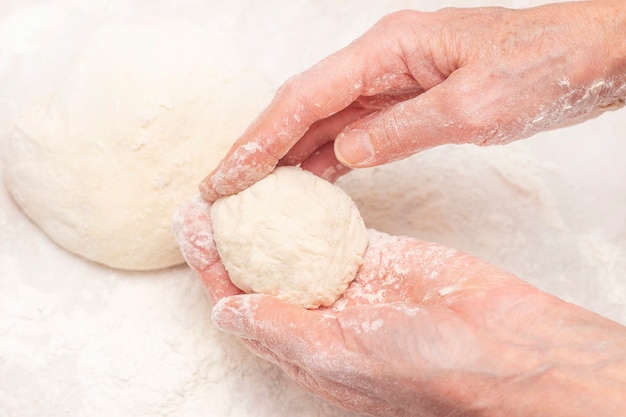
[{"left": 1, "top": 1, "right": 625, "bottom": 416}]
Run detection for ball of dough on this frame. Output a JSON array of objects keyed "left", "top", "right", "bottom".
[
  {"left": 211, "top": 166, "right": 368, "bottom": 308},
  {"left": 2, "top": 21, "right": 273, "bottom": 270}
]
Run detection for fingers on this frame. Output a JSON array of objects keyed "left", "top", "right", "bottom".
[
  {"left": 279, "top": 102, "right": 375, "bottom": 167},
  {"left": 333, "top": 69, "right": 501, "bottom": 168},
  {"left": 212, "top": 294, "right": 311, "bottom": 345},
  {"left": 338, "top": 230, "right": 529, "bottom": 309},
  {"left": 299, "top": 142, "right": 351, "bottom": 183},
  {"left": 172, "top": 197, "right": 242, "bottom": 304},
  {"left": 211, "top": 294, "right": 345, "bottom": 367},
  {"left": 198, "top": 11, "right": 436, "bottom": 202},
  {"left": 335, "top": 231, "right": 460, "bottom": 308},
  {"left": 216, "top": 294, "right": 434, "bottom": 416},
  {"left": 282, "top": 94, "right": 421, "bottom": 183},
  {"left": 198, "top": 50, "right": 369, "bottom": 201},
  {"left": 211, "top": 292, "right": 416, "bottom": 368}
]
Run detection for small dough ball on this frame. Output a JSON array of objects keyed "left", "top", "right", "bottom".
[
  {"left": 211, "top": 166, "right": 368, "bottom": 308},
  {"left": 2, "top": 21, "right": 273, "bottom": 270}
]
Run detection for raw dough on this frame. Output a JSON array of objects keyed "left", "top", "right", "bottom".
[
  {"left": 2, "top": 21, "right": 273, "bottom": 270},
  {"left": 211, "top": 166, "right": 368, "bottom": 308}
]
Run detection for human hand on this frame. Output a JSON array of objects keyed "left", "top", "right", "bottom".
[
  {"left": 200, "top": 1, "right": 626, "bottom": 201},
  {"left": 173, "top": 198, "right": 626, "bottom": 417}
]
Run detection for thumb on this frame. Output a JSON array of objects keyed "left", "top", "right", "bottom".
[
  {"left": 211, "top": 294, "right": 336, "bottom": 366},
  {"left": 212, "top": 294, "right": 310, "bottom": 341},
  {"left": 334, "top": 70, "right": 511, "bottom": 168},
  {"left": 171, "top": 197, "right": 242, "bottom": 304}
]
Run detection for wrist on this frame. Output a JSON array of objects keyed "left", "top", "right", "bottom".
[
  {"left": 426, "top": 350, "right": 626, "bottom": 417},
  {"left": 432, "top": 298, "right": 626, "bottom": 417},
  {"left": 533, "top": 1, "right": 626, "bottom": 111},
  {"left": 589, "top": 0, "right": 626, "bottom": 105},
  {"left": 479, "top": 313, "right": 626, "bottom": 416},
  {"left": 487, "top": 364, "right": 626, "bottom": 417}
]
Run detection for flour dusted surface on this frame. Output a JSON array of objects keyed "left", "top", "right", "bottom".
[{"left": 1, "top": 0, "right": 626, "bottom": 417}]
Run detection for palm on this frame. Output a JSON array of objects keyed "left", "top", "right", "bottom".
[
  {"left": 307, "top": 231, "right": 560, "bottom": 399},
  {"left": 173, "top": 200, "right": 568, "bottom": 415}
]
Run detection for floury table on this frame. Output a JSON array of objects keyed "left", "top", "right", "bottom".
[{"left": 1, "top": 1, "right": 625, "bottom": 416}]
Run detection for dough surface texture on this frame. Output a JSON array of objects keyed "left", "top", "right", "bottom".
[
  {"left": 211, "top": 166, "right": 368, "bottom": 308},
  {"left": 2, "top": 21, "right": 272, "bottom": 270}
]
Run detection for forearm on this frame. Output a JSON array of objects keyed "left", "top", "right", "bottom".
[
  {"left": 479, "top": 306, "right": 626, "bottom": 417},
  {"left": 518, "top": 0, "right": 626, "bottom": 122},
  {"left": 421, "top": 289, "right": 626, "bottom": 417},
  {"left": 581, "top": 0, "right": 626, "bottom": 109},
  {"left": 488, "top": 363, "right": 626, "bottom": 417},
  {"left": 594, "top": 0, "right": 626, "bottom": 109},
  {"left": 598, "top": 0, "right": 626, "bottom": 77},
  {"left": 425, "top": 363, "right": 626, "bottom": 417}
]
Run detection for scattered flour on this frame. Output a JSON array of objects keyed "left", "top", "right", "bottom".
[{"left": 1, "top": 1, "right": 625, "bottom": 417}]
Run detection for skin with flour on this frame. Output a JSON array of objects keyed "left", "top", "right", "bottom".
[
  {"left": 176, "top": 1, "right": 626, "bottom": 416},
  {"left": 173, "top": 201, "right": 626, "bottom": 416},
  {"left": 200, "top": 1, "right": 626, "bottom": 197}
]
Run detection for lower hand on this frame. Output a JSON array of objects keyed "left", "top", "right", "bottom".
[{"left": 173, "top": 198, "right": 626, "bottom": 416}]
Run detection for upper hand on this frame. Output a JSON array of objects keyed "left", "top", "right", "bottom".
[
  {"left": 200, "top": 1, "right": 626, "bottom": 201},
  {"left": 173, "top": 197, "right": 626, "bottom": 416}
]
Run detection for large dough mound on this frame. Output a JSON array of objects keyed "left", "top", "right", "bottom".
[
  {"left": 211, "top": 166, "right": 368, "bottom": 308},
  {"left": 3, "top": 21, "right": 273, "bottom": 270}
]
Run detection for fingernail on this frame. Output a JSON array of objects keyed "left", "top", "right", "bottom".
[
  {"left": 211, "top": 297, "right": 246, "bottom": 336},
  {"left": 335, "top": 129, "right": 374, "bottom": 167},
  {"left": 198, "top": 177, "right": 219, "bottom": 202}
]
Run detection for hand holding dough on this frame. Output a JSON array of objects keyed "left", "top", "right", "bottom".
[
  {"left": 175, "top": 196, "right": 626, "bottom": 417},
  {"left": 211, "top": 166, "right": 368, "bottom": 308}
]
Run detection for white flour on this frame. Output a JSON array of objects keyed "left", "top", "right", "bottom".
[{"left": 1, "top": 1, "right": 625, "bottom": 416}]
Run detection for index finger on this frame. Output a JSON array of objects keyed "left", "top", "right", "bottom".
[
  {"left": 198, "top": 53, "right": 364, "bottom": 201},
  {"left": 172, "top": 197, "right": 242, "bottom": 304},
  {"left": 198, "top": 12, "right": 429, "bottom": 201}
]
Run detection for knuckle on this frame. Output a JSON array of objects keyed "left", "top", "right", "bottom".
[
  {"left": 374, "top": 9, "right": 421, "bottom": 30},
  {"left": 274, "top": 74, "right": 300, "bottom": 100},
  {"left": 377, "top": 106, "right": 412, "bottom": 159},
  {"left": 382, "top": 109, "right": 403, "bottom": 147},
  {"left": 365, "top": 10, "right": 424, "bottom": 51},
  {"left": 275, "top": 73, "right": 325, "bottom": 122}
]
